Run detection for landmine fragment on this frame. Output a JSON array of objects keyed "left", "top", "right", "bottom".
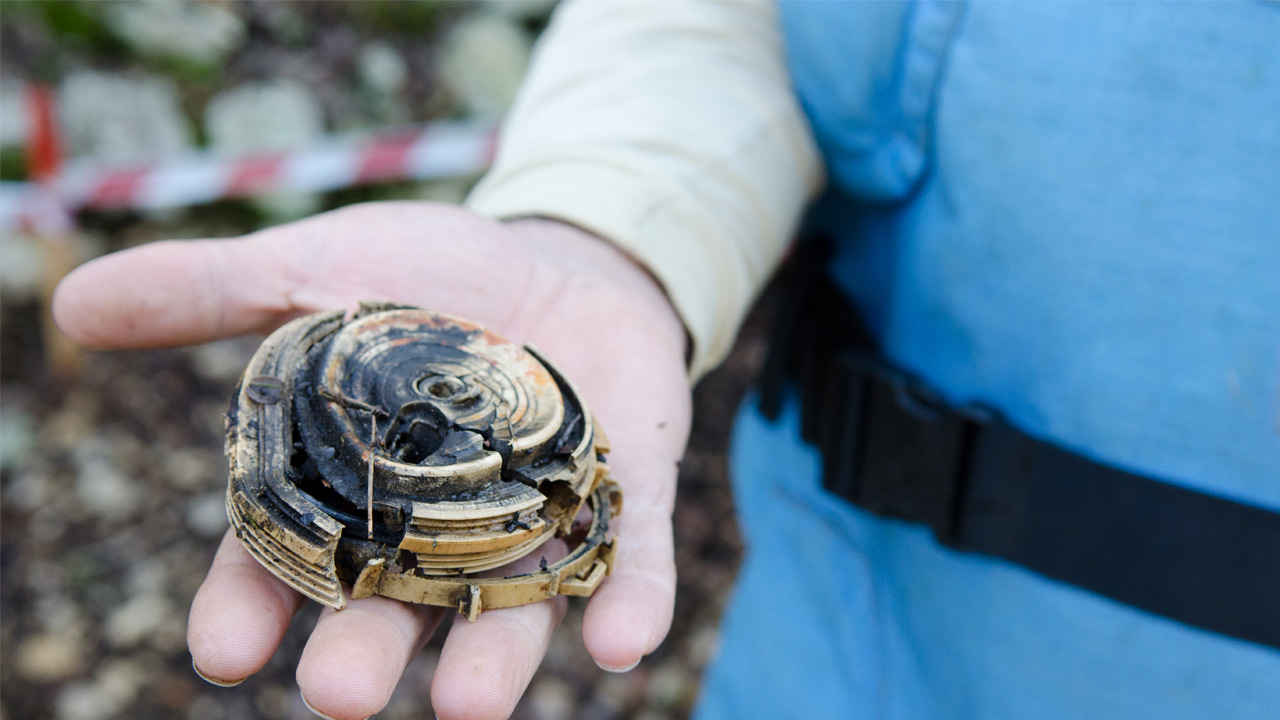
[{"left": 224, "top": 303, "right": 621, "bottom": 620}]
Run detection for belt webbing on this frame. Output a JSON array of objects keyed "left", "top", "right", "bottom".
[{"left": 759, "top": 242, "right": 1280, "bottom": 651}]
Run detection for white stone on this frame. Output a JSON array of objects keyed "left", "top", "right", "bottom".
[
  {"left": 4, "top": 469, "right": 51, "bottom": 512},
  {"left": 204, "top": 80, "right": 324, "bottom": 154},
  {"left": 126, "top": 559, "right": 168, "bottom": 596},
  {"left": 185, "top": 694, "right": 227, "bottom": 720},
  {"left": 163, "top": 447, "right": 215, "bottom": 491},
  {"left": 0, "top": 403, "right": 35, "bottom": 471},
  {"left": 188, "top": 337, "right": 256, "bottom": 384},
  {"left": 687, "top": 625, "right": 720, "bottom": 668},
  {"left": 416, "top": 178, "right": 474, "bottom": 205},
  {"left": 0, "top": 77, "right": 28, "bottom": 147},
  {"left": 105, "top": 593, "right": 173, "bottom": 648},
  {"left": 0, "top": 232, "right": 49, "bottom": 300},
  {"left": 15, "top": 632, "right": 86, "bottom": 682},
  {"left": 35, "top": 595, "right": 85, "bottom": 633},
  {"left": 358, "top": 42, "right": 408, "bottom": 96},
  {"left": 75, "top": 458, "right": 140, "bottom": 522},
  {"left": 187, "top": 491, "right": 229, "bottom": 539},
  {"left": 55, "top": 682, "right": 118, "bottom": 720},
  {"left": 28, "top": 504, "right": 68, "bottom": 543},
  {"left": 105, "top": 2, "right": 245, "bottom": 66},
  {"left": 645, "top": 663, "right": 692, "bottom": 709},
  {"left": 58, "top": 71, "right": 193, "bottom": 163},
  {"left": 527, "top": 677, "right": 575, "bottom": 720},
  {"left": 439, "top": 13, "right": 532, "bottom": 118},
  {"left": 94, "top": 658, "right": 143, "bottom": 709}
]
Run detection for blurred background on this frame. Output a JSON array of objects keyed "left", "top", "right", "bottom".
[{"left": 0, "top": 2, "right": 767, "bottom": 719}]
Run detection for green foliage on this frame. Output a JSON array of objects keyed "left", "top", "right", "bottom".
[
  {"left": 9, "top": 1, "right": 128, "bottom": 57},
  {"left": 0, "top": 147, "right": 27, "bottom": 182},
  {"left": 347, "top": 0, "right": 461, "bottom": 36}
]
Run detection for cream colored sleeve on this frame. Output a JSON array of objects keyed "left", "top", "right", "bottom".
[{"left": 464, "top": 0, "right": 824, "bottom": 379}]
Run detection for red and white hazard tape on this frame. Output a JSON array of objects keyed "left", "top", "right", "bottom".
[{"left": 1, "top": 121, "right": 497, "bottom": 233}]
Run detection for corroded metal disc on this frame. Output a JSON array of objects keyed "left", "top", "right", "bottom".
[{"left": 225, "top": 302, "right": 620, "bottom": 618}]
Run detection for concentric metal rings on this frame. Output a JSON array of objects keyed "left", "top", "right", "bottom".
[{"left": 225, "top": 302, "right": 619, "bottom": 616}]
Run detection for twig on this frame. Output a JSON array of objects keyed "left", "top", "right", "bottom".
[{"left": 368, "top": 414, "right": 377, "bottom": 538}]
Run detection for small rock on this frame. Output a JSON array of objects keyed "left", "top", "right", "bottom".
[
  {"left": 0, "top": 233, "right": 48, "bottom": 301},
  {"left": 25, "top": 559, "right": 69, "bottom": 596},
  {"left": 417, "top": 178, "right": 474, "bottom": 205},
  {"left": 527, "top": 677, "right": 576, "bottom": 720},
  {"left": 0, "top": 403, "right": 34, "bottom": 470},
  {"left": 28, "top": 504, "right": 69, "bottom": 544},
  {"left": 95, "top": 658, "right": 143, "bottom": 709},
  {"left": 35, "top": 595, "right": 86, "bottom": 634},
  {"left": 439, "top": 13, "right": 532, "bottom": 118},
  {"left": 687, "top": 625, "right": 721, "bottom": 668},
  {"left": 0, "top": 77, "right": 27, "bottom": 147},
  {"left": 253, "top": 684, "right": 289, "bottom": 719},
  {"left": 358, "top": 41, "right": 408, "bottom": 96},
  {"left": 204, "top": 80, "right": 324, "bottom": 153},
  {"left": 164, "top": 448, "right": 215, "bottom": 491},
  {"left": 645, "top": 663, "right": 693, "bottom": 710},
  {"left": 356, "top": 41, "right": 411, "bottom": 125},
  {"left": 105, "top": 2, "right": 245, "bottom": 66},
  {"left": 152, "top": 614, "right": 190, "bottom": 655},
  {"left": 58, "top": 72, "right": 193, "bottom": 163},
  {"left": 188, "top": 338, "right": 255, "bottom": 385},
  {"left": 187, "top": 491, "right": 229, "bottom": 539},
  {"left": 45, "top": 395, "right": 99, "bottom": 453},
  {"left": 75, "top": 458, "right": 141, "bottom": 522},
  {"left": 105, "top": 594, "right": 173, "bottom": 649},
  {"left": 5, "top": 468, "right": 51, "bottom": 512},
  {"left": 55, "top": 682, "right": 117, "bottom": 720},
  {"left": 185, "top": 694, "right": 227, "bottom": 720},
  {"left": 15, "top": 632, "right": 86, "bottom": 682},
  {"left": 125, "top": 559, "right": 168, "bottom": 596},
  {"left": 594, "top": 671, "right": 643, "bottom": 712}
]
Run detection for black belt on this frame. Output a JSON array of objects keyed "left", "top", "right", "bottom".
[{"left": 759, "top": 240, "right": 1280, "bottom": 651}]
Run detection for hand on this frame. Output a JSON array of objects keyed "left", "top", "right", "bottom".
[{"left": 53, "top": 202, "right": 692, "bottom": 720}]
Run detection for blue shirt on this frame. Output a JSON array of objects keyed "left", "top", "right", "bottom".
[{"left": 696, "top": 3, "right": 1280, "bottom": 719}]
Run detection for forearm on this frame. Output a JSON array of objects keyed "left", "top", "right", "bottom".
[{"left": 467, "top": 0, "right": 823, "bottom": 378}]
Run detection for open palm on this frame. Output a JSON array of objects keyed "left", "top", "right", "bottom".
[{"left": 53, "top": 202, "right": 692, "bottom": 720}]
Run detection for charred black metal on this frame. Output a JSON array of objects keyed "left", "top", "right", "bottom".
[{"left": 225, "top": 304, "right": 619, "bottom": 614}]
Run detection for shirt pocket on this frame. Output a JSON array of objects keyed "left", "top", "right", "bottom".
[{"left": 778, "top": 0, "right": 965, "bottom": 201}]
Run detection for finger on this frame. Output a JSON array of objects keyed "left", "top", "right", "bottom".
[
  {"left": 188, "top": 529, "right": 304, "bottom": 686},
  {"left": 430, "top": 596, "right": 567, "bottom": 720},
  {"left": 582, "top": 501, "right": 676, "bottom": 672},
  {"left": 297, "top": 594, "right": 446, "bottom": 720},
  {"left": 51, "top": 233, "right": 307, "bottom": 350}
]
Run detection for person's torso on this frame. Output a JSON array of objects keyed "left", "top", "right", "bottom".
[{"left": 778, "top": 0, "right": 1280, "bottom": 509}]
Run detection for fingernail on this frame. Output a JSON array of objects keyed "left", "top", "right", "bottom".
[
  {"left": 595, "top": 657, "right": 641, "bottom": 673},
  {"left": 300, "top": 690, "right": 369, "bottom": 720},
  {"left": 192, "top": 658, "right": 246, "bottom": 687}
]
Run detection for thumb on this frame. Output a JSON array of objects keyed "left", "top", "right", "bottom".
[{"left": 53, "top": 231, "right": 310, "bottom": 350}]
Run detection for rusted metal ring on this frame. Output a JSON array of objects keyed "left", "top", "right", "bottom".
[{"left": 224, "top": 302, "right": 618, "bottom": 616}]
